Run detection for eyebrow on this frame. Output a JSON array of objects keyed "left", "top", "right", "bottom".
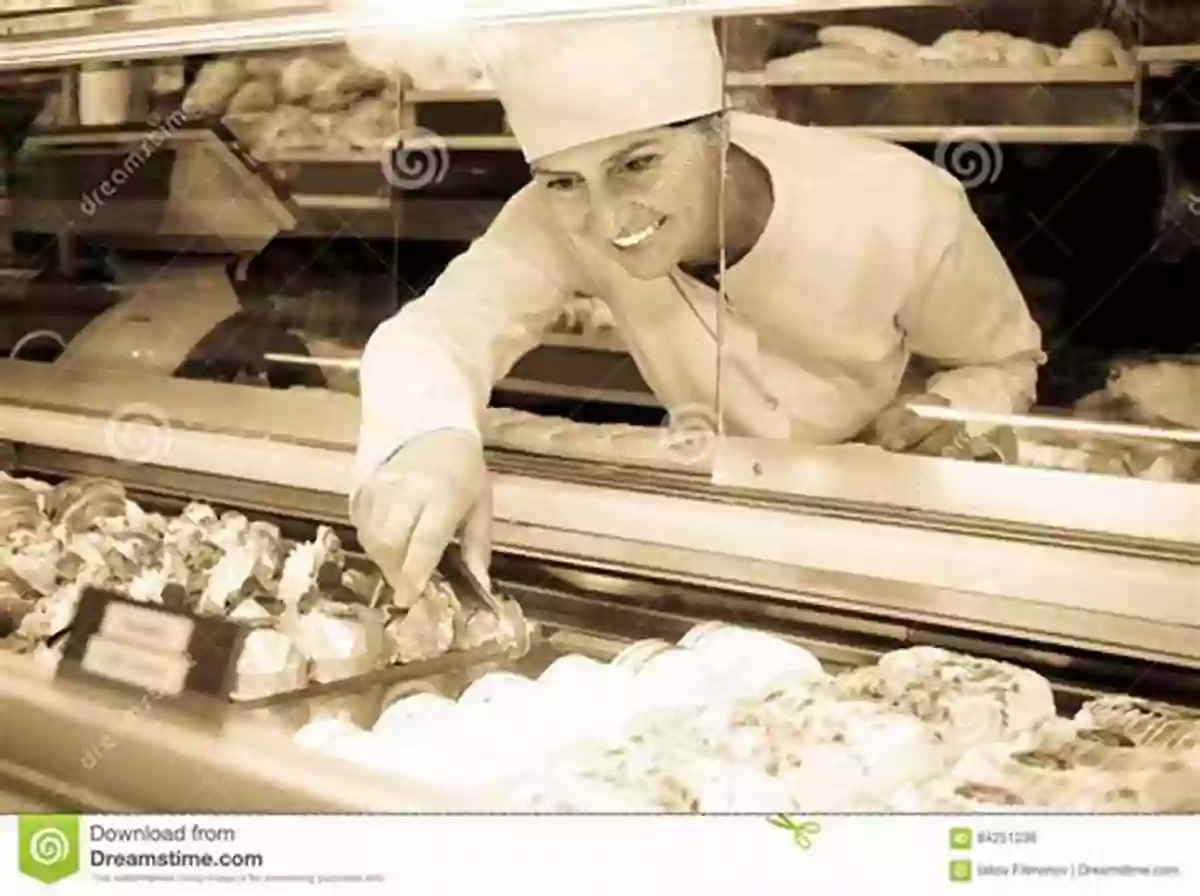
[{"left": 532, "top": 138, "right": 662, "bottom": 178}]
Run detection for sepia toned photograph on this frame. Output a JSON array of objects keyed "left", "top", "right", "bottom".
[{"left": 0, "top": 0, "right": 1197, "bottom": 834}]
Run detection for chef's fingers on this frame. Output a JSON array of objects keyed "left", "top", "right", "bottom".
[
  {"left": 909, "top": 422, "right": 963, "bottom": 457},
  {"left": 397, "top": 498, "right": 463, "bottom": 606},
  {"left": 461, "top": 478, "right": 494, "bottom": 591},
  {"left": 366, "top": 499, "right": 423, "bottom": 597},
  {"left": 877, "top": 410, "right": 939, "bottom": 452}
]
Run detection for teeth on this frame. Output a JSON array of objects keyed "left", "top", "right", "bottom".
[{"left": 612, "top": 219, "right": 662, "bottom": 249}]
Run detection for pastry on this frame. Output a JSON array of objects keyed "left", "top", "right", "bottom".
[{"left": 834, "top": 647, "right": 1057, "bottom": 749}]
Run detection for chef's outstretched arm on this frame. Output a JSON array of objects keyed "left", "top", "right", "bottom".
[
  {"left": 352, "top": 188, "right": 583, "bottom": 601},
  {"left": 881, "top": 185, "right": 1045, "bottom": 452}
]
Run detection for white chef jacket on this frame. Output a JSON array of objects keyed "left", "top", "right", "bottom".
[{"left": 356, "top": 114, "right": 1044, "bottom": 485}]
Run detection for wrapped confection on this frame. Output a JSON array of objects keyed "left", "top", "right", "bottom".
[
  {"left": 231, "top": 629, "right": 307, "bottom": 700},
  {"left": 0, "top": 575, "right": 36, "bottom": 638},
  {"left": 385, "top": 577, "right": 459, "bottom": 663},
  {"left": 45, "top": 478, "right": 127, "bottom": 533},
  {"left": 293, "top": 603, "right": 384, "bottom": 683},
  {"left": 0, "top": 477, "right": 42, "bottom": 539},
  {"left": 1074, "top": 696, "right": 1200, "bottom": 755},
  {"left": 452, "top": 607, "right": 504, "bottom": 651}
]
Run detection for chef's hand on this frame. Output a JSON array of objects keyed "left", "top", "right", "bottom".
[
  {"left": 870, "top": 394, "right": 964, "bottom": 456},
  {"left": 351, "top": 428, "right": 492, "bottom": 606}
]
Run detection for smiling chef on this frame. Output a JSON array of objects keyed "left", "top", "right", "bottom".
[{"left": 350, "top": 15, "right": 1045, "bottom": 602}]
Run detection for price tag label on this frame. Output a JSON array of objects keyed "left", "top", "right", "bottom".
[
  {"left": 60, "top": 589, "right": 247, "bottom": 699},
  {"left": 81, "top": 636, "right": 190, "bottom": 697},
  {"left": 99, "top": 602, "right": 194, "bottom": 654}
]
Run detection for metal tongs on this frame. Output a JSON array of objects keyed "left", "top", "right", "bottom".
[{"left": 439, "top": 544, "right": 532, "bottom": 659}]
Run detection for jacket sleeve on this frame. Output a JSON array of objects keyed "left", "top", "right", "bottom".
[
  {"left": 355, "top": 187, "right": 584, "bottom": 487},
  {"left": 897, "top": 183, "right": 1045, "bottom": 425}
]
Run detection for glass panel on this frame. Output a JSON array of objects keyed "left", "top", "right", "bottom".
[
  {"left": 715, "top": 0, "right": 1200, "bottom": 491},
  {"left": 5, "top": 47, "right": 406, "bottom": 396}
]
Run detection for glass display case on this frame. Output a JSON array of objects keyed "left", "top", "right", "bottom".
[{"left": 0, "top": 0, "right": 1197, "bottom": 815}]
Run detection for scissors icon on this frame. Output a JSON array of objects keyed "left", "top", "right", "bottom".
[{"left": 767, "top": 814, "right": 822, "bottom": 849}]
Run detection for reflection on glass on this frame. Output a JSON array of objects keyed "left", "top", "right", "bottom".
[{"left": 713, "top": 8, "right": 1200, "bottom": 485}]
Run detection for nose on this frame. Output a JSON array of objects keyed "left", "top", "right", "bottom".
[{"left": 585, "top": 188, "right": 632, "bottom": 242}]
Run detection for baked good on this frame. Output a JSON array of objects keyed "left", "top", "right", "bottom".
[
  {"left": 45, "top": 478, "right": 127, "bottom": 533},
  {"left": 374, "top": 692, "right": 457, "bottom": 739},
  {"left": 0, "top": 478, "right": 42, "bottom": 539},
  {"left": 183, "top": 60, "right": 247, "bottom": 116},
  {"left": 680, "top": 623, "right": 827, "bottom": 699},
  {"left": 817, "top": 26, "right": 920, "bottom": 62},
  {"left": 834, "top": 647, "right": 1057, "bottom": 749},
  {"left": 226, "top": 80, "right": 278, "bottom": 115}
]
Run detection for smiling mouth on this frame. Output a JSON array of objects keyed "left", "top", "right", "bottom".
[{"left": 611, "top": 217, "right": 667, "bottom": 250}]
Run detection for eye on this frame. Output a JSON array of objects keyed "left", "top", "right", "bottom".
[
  {"left": 622, "top": 154, "right": 659, "bottom": 174},
  {"left": 540, "top": 176, "right": 579, "bottom": 193}
]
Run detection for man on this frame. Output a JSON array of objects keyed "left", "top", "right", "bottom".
[{"left": 351, "top": 16, "right": 1044, "bottom": 604}]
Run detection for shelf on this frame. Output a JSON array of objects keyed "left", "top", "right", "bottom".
[
  {"left": 540, "top": 331, "right": 627, "bottom": 353},
  {"left": 1136, "top": 45, "right": 1200, "bottom": 64},
  {"left": 404, "top": 135, "right": 521, "bottom": 152},
  {"left": 732, "top": 65, "right": 1138, "bottom": 87},
  {"left": 829, "top": 125, "right": 1140, "bottom": 144},
  {"left": 495, "top": 377, "right": 659, "bottom": 409}
]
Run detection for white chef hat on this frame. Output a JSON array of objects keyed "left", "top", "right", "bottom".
[{"left": 471, "top": 15, "right": 725, "bottom": 162}]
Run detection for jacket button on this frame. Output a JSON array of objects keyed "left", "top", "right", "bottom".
[{"left": 765, "top": 396, "right": 779, "bottom": 411}]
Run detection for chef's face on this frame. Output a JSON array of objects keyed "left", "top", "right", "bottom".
[{"left": 531, "top": 116, "right": 724, "bottom": 279}]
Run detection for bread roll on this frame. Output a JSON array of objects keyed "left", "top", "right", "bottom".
[
  {"left": 1004, "top": 38, "right": 1051, "bottom": 68},
  {"left": 226, "top": 80, "right": 278, "bottom": 115},
  {"left": 280, "top": 57, "right": 335, "bottom": 103},
  {"left": 183, "top": 59, "right": 247, "bottom": 116},
  {"left": 817, "top": 25, "right": 920, "bottom": 62},
  {"left": 766, "top": 46, "right": 887, "bottom": 77}
]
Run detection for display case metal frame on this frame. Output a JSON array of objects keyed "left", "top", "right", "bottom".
[{"left": 0, "top": 360, "right": 1196, "bottom": 672}]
